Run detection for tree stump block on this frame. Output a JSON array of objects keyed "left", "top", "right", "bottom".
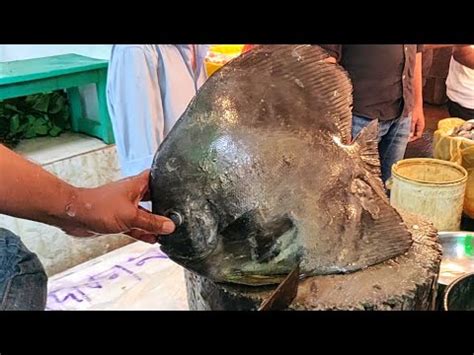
[{"left": 184, "top": 212, "right": 442, "bottom": 310}]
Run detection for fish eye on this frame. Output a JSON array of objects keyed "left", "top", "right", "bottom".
[{"left": 165, "top": 210, "right": 183, "bottom": 226}]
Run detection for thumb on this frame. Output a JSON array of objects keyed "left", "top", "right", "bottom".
[{"left": 132, "top": 209, "right": 176, "bottom": 235}]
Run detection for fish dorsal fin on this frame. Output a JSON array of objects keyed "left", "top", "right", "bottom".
[
  {"left": 210, "top": 45, "right": 354, "bottom": 144},
  {"left": 352, "top": 120, "right": 385, "bottom": 189}
]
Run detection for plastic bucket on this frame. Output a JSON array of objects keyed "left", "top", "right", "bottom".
[{"left": 390, "top": 158, "right": 468, "bottom": 231}]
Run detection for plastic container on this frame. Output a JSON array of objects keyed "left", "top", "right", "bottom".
[
  {"left": 205, "top": 45, "right": 245, "bottom": 77},
  {"left": 390, "top": 158, "right": 468, "bottom": 231}
]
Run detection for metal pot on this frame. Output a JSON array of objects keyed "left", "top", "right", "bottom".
[
  {"left": 436, "top": 231, "right": 474, "bottom": 310},
  {"left": 443, "top": 272, "right": 474, "bottom": 311},
  {"left": 438, "top": 231, "right": 474, "bottom": 286}
]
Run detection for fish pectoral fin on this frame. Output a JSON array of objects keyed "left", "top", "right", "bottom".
[
  {"left": 254, "top": 216, "right": 297, "bottom": 263},
  {"left": 219, "top": 210, "right": 257, "bottom": 242},
  {"left": 349, "top": 177, "right": 413, "bottom": 270},
  {"left": 220, "top": 211, "right": 297, "bottom": 263}
]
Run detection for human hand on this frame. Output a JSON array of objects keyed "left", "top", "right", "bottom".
[{"left": 60, "top": 170, "right": 175, "bottom": 244}]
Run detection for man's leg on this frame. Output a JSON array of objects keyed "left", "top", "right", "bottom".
[
  {"left": 351, "top": 115, "right": 373, "bottom": 139},
  {"left": 0, "top": 228, "right": 48, "bottom": 310},
  {"left": 378, "top": 115, "right": 412, "bottom": 183}
]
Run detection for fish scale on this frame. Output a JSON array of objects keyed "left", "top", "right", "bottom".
[{"left": 150, "top": 45, "right": 413, "bottom": 286}]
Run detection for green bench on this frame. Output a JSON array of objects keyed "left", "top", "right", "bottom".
[{"left": 0, "top": 54, "right": 115, "bottom": 144}]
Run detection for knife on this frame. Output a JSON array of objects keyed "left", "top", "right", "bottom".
[{"left": 258, "top": 264, "right": 300, "bottom": 311}]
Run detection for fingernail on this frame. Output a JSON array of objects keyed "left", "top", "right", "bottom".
[{"left": 162, "top": 221, "right": 176, "bottom": 234}]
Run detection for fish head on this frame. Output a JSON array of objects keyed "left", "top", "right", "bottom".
[
  {"left": 150, "top": 137, "right": 300, "bottom": 285},
  {"left": 158, "top": 195, "right": 220, "bottom": 265},
  {"left": 148, "top": 103, "right": 303, "bottom": 284},
  {"left": 149, "top": 114, "right": 224, "bottom": 269},
  {"left": 150, "top": 169, "right": 220, "bottom": 267}
]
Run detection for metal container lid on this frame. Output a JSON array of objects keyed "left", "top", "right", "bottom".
[{"left": 438, "top": 231, "right": 474, "bottom": 285}]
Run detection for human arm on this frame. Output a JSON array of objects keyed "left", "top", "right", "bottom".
[
  {"left": 410, "top": 49, "right": 426, "bottom": 142},
  {"left": 0, "top": 145, "right": 175, "bottom": 243}
]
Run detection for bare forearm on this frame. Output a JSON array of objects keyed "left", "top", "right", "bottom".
[
  {"left": 0, "top": 144, "right": 79, "bottom": 226},
  {"left": 453, "top": 45, "right": 474, "bottom": 69},
  {"left": 0, "top": 144, "right": 174, "bottom": 241},
  {"left": 425, "top": 44, "right": 472, "bottom": 50},
  {"left": 414, "top": 52, "right": 423, "bottom": 109},
  {"left": 424, "top": 44, "right": 454, "bottom": 50}
]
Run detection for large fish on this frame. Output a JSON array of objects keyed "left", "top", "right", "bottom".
[{"left": 150, "top": 45, "right": 413, "bottom": 286}]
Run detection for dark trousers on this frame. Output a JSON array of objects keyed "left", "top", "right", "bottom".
[
  {"left": 448, "top": 99, "right": 474, "bottom": 121},
  {"left": 0, "top": 228, "right": 47, "bottom": 310}
]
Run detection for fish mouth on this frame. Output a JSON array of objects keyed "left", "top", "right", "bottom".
[
  {"left": 159, "top": 241, "right": 221, "bottom": 280},
  {"left": 160, "top": 243, "right": 215, "bottom": 263},
  {"left": 158, "top": 232, "right": 218, "bottom": 264}
]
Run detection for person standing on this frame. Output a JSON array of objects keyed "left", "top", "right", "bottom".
[
  {"left": 320, "top": 45, "right": 425, "bottom": 184},
  {"left": 446, "top": 45, "right": 474, "bottom": 120},
  {"left": 106, "top": 45, "right": 209, "bottom": 178}
]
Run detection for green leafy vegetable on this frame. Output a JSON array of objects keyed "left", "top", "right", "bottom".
[{"left": 0, "top": 91, "right": 71, "bottom": 147}]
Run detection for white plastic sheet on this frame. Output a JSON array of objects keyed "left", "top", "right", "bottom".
[{"left": 46, "top": 241, "right": 188, "bottom": 310}]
